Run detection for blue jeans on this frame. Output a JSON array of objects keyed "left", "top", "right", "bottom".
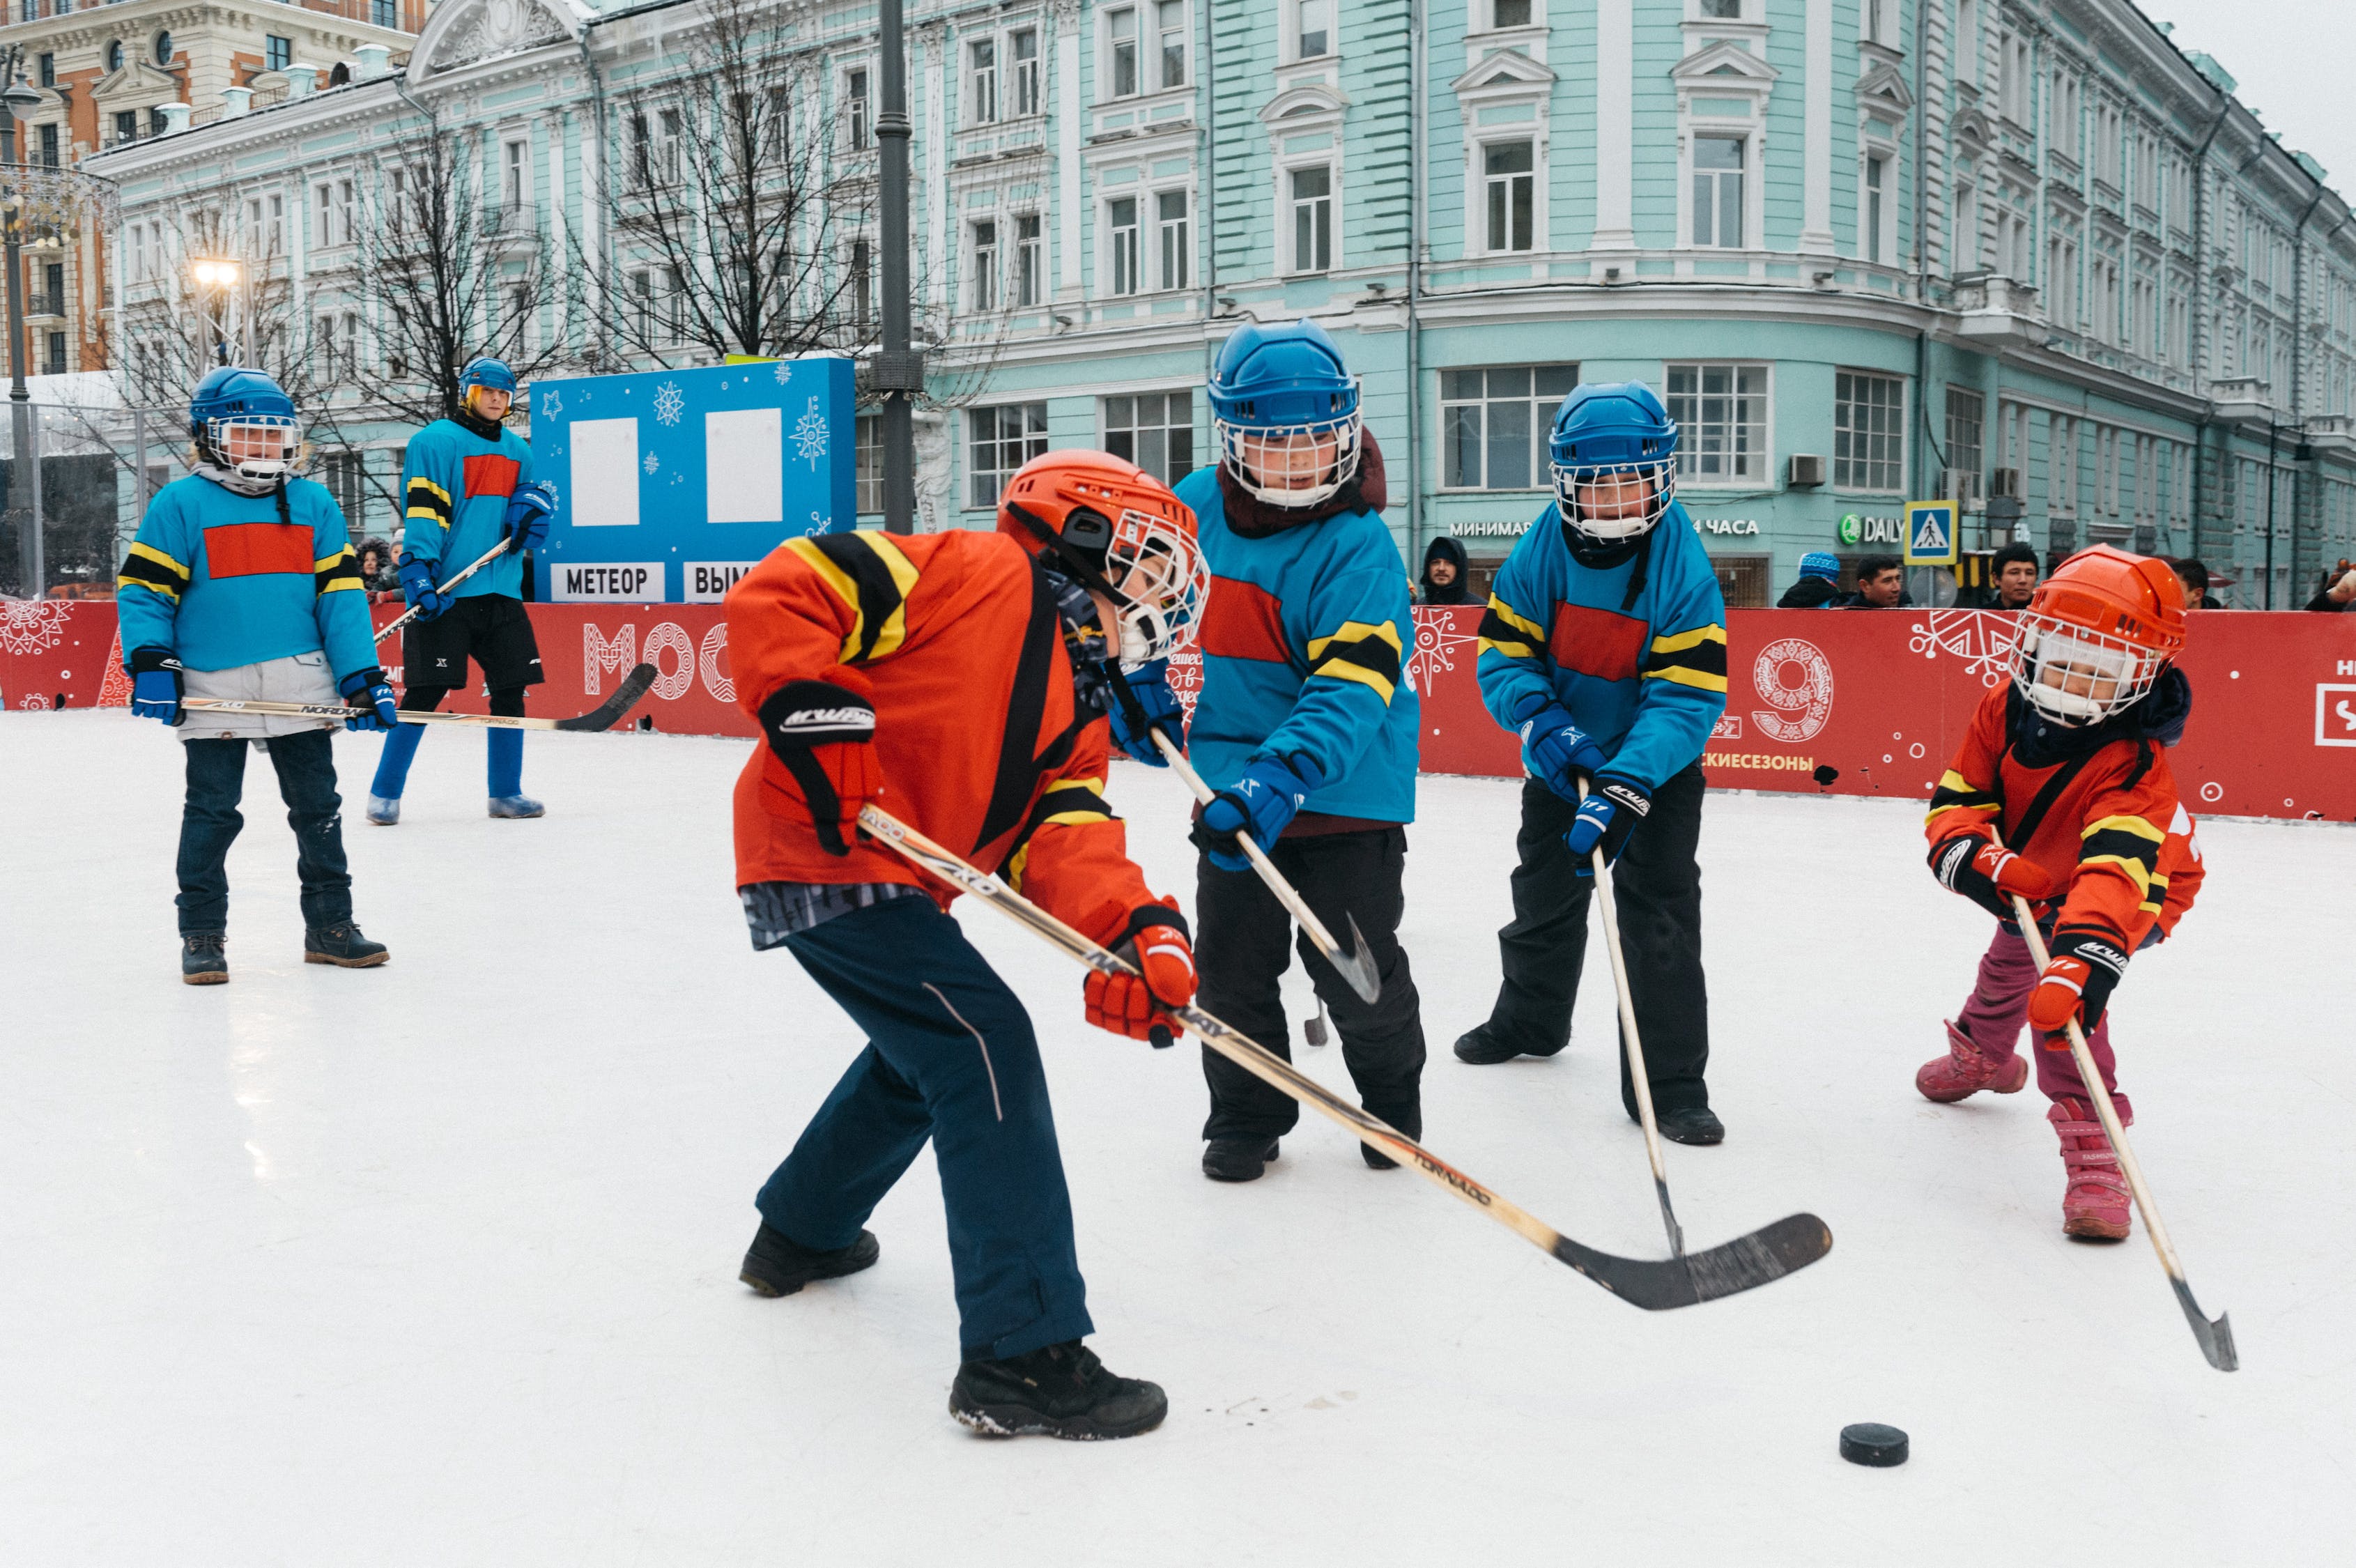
[
  {"left": 176, "top": 732, "right": 353, "bottom": 935},
  {"left": 759, "top": 895, "right": 1094, "bottom": 1361}
]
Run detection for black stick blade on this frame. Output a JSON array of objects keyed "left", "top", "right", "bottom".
[
  {"left": 1553, "top": 1213, "right": 1833, "bottom": 1310},
  {"left": 557, "top": 663, "right": 660, "bottom": 732}
]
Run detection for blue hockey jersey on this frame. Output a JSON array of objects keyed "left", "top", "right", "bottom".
[
  {"left": 116, "top": 472, "right": 373, "bottom": 677},
  {"left": 1475, "top": 502, "right": 1728, "bottom": 790},
  {"left": 1171, "top": 466, "right": 1418, "bottom": 824},
  {"left": 399, "top": 414, "right": 534, "bottom": 598}
]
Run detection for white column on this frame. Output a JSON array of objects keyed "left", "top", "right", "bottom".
[
  {"left": 1592, "top": 0, "right": 1633, "bottom": 249},
  {"left": 546, "top": 115, "right": 568, "bottom": 333},
  {"left": 1801, "top": 0, "right": 1834, "bottom": 254},
  {"left": 1056, "top": 5, "right": 1084, "bottom": 296},
  {"left": 925, "top": 28, "right": 948, "bottom": 312}
]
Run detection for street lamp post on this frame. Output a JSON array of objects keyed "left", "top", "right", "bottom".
[
  {"left": 1, "top": 47, "right": 42, "bottom": 597},
  {"left": 873, "top": 0, "right": 922, "bottom": 532}
]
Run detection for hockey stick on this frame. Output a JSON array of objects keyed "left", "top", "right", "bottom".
[
  {"left": 371, "top": 538, "right": 512, "bottom": 645},
  {"left": 2000, "top": 850, "right": 2238, "bottom": 1371},
  {"left": 183, "top": 662, "right": 659, "bottom": 733},
  {"left": 856, "top": 803, "right": 1831, "bottom": 1309},
  {"left": 1148, "top": 730, "right": 1383, "bottom": 1004},
  {"left": 1578, "top": 776, "right": 1685, "bottom": 1259}
]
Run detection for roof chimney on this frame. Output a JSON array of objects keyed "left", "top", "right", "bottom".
[{"left": 354, "top": 44, "right": 392, "bottom": 82}]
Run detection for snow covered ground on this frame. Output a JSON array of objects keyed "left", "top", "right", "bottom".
[{"left": 1, "top": 710, "right": 2348, "bottom": 1567}]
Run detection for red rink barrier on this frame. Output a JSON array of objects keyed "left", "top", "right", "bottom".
[{"left": 6, "top": 597, "right": 2352, "bottom": 823}]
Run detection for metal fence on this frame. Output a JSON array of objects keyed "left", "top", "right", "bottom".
[{"left": 0, "top": 403, "right": 188, "bottom": 602}]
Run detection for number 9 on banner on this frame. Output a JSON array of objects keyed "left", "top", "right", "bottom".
[{"left": 1752, "top": 637, "right": 1834, "bottom": 744}]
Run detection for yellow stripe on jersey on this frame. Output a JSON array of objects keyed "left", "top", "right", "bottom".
[
  {"left": 1476, "top": 594, "right": 1546, "bottom": 661},
  {"left": 314, "top": 546, "right": 364, "bottom": 594},
  {"left": 118, "top": 541, "right": 192, "bottom": 601},
  {"left": 1307, "top": 620, "right": 1404, "bottom": 705},
  {"left": 1641, "top": 623, "right": 1729, "bottom": 693},
  {"left": 785, "top": 532, "right": 921, "bottom": 664},
  {"left": 1925, "top": 768, "right": 2003, "bottom": 824}
]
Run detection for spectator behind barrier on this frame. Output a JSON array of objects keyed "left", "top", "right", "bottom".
[
  {"left": 2170, "top": 558, "right": 2211, "bottom": 609},
  {"left": 356, "top": 537, "right": 399, "bottom": 592},
  {"left": 1847, "top": 554, "right": 1907, "bottom": 608},
  {"left": 1989, "top": 541, "right": 2040, "bottom": 610},
  {"left": 1419, "top": 535, "right": 1471, "bottom": 605},
  {"left": 1776, "top": 551, "right": 1845, "bottom": 608},
  {"left": 2307, "top": 561, "right": 2355, "bottom": 613}
]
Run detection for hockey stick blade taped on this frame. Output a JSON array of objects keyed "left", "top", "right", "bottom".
[
  {"left": 1553, "top": 1212, "right": 1832, "bottom": 1310},
  {"left": 557, "top": 663, "right": 661, "bottom": 732}
]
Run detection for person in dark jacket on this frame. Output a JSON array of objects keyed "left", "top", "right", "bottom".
[
  {"left": 1776, "top": 551, "right": 1845, "bottom": 608},
  {"left": 356, "top": 537, "right": 399, "bottom": 592},
  {"left": 1419, "top": 535, "right": 1472, "bottom": 604},
  {"left": 2304, "top": 562, "right": 2355, "bottom": 613},
  {"left": 2168, "top": 558, "right": 2211, "bottom": 609}
]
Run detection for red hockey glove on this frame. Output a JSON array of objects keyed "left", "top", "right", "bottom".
[
  {"left": 1084, "top": 901, "right": 1196, "bottom": 1045},
  {"left": 1930, "top": 833, "right": 2056, "bottom": 921},
  {"left": 2028, "top": 930, "right": 2131, "bottom": 1038},
  {"left": 757, "top": 673, "right": 881, "bottom": 856}
]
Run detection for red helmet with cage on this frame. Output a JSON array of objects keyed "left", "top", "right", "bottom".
[
  {"left": 2010, "top": 544, "right": 2187, "bottom": 725},
  {"left": 997, "top": 449, "right": 1209, "bottom": 667}
]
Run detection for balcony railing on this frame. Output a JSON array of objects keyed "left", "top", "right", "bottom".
[{"left": 25, "top": 291, "right": 61, "bottom": 316}]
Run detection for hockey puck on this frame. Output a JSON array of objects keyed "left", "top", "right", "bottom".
[{"left": 1839, "top": 1423, "right": 1909, "bottom": 1467}]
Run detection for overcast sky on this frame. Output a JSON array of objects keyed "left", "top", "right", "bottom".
[{"left": 2143, "top": 1, "right": 2356, "bottom": 202}]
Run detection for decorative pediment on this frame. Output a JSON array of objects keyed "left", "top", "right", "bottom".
[
  {"left": 1258, "top": 83, "right": 1349, "bottom": 128},
  {"left": 1857, "top": 61, "right": 1915, "bottom": 114},
  {"left": 416, "top": 0, "right": 580, "bottom": 82},
  {"left": 1450, "top": 47, "right": 1558, "bottom": 98},
  {"left": 91, "top": 63, "right": 183, "bottom": 104},
  {"left": 1670, "top": 39, "right": 1780, "bottom": 93},
  {"left": 1953, "top": 105, "right": 1995, "bottom": 148}
]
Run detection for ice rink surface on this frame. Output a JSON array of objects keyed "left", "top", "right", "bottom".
[{"left": 1, "top": 710, "right": 2349, "bottom": 1567}]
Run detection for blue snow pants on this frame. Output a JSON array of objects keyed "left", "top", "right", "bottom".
[{"left": 759, "top": 894, "right": 1095, "bottom": 1362}]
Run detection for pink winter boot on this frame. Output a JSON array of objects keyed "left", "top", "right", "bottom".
[
  {"left": 1916, "top": 1020, "right": 2030, "bottom": 1103},
  {"left": 2049, "top": 1099, "right": 2134, "bottom": 1240}
]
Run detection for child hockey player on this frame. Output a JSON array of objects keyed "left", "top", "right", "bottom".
[
  {"left": 116, "top": 367, "right": 399, "bottom": 983},
  {"left": 1459, "top": 383, "right": 1730, "bottom": 1145},
  {"left": 1918, "top": 545, "right": 2201, "bottom": 1240},
  {"left": 366, "top": 356, "right": 555, "bottom": 824},
  {"left": 1172, "top": 319, "right": 1425, "bottom": 1183},
  {"left": 726, "top": 450, "right": 1206, "bottom": 1439}
]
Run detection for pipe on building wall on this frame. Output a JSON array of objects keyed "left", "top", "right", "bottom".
[
  {"left": 1911, "top": 0, "right": 1943, "bottom": 507},
  {"left": 1200, "top": 0, "right": 1216, "bottom": 411},
  {"left": 2187, "top": 95, "right": 2229, "bottom": 564},
  {"left": 1405, "top": 0, "right": 1424, "bottom": 571}
]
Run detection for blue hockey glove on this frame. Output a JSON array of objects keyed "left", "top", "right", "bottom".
[
  {"left": 339, "top": 667, "right": 400, "bottom": 732},
  {"left": 128, "top": 645, "right": 184, "bottom": 726},
  {"left": 1566, "top": 775, "right": 1650, "bottom": 878},
  {"left": 1105, "top": 659, "right": 1185, "bottom": 767},
  {"left": 1192, "top": 751, "right": 1325, "bottom": 873},
  {"left": 1515, "top": 698, "right": 1610, "bottom": 800},
  {"left": 396, "top": 551, "right": 455, "bottom": 622},
  {"left": 504, "top": 481, "right": 556, "bottom": 554}
]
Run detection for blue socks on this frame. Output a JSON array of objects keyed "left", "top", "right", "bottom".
[
  {"left": 488, "top": 728, "right": 524, "bottom": 799},
  {"left": 371, "top": 723, "right": 426, "bottom": 799}
]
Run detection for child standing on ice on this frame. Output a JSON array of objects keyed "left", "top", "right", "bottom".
[{"left": 1918, "top": 546, "right": 2202, "bottom": 1240}]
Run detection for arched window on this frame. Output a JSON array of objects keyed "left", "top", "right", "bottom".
[
  {"left": 153, "top": 31, "right": 174, "bottom": 68},
  {"left": 107, "top": 40, "right": 124, "bottom": 74}
]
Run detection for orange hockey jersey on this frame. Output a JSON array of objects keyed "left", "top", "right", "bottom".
[
  {"left": 727, "top": 528, "right": 1158, "bottom": 949},
  {"left": 1924, "top": 681, "right": 2203, "bottom": 947}
]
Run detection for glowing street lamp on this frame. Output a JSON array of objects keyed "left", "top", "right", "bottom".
[{"left": 189, "top": 256, "right": 248, "bottom": 365}]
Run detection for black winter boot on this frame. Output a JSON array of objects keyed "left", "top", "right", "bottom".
[
  {"left": 739, "top": 1221, "right": 879, "bottom": 1297},
  {"left": 1201, "top": 1137, "right": 1279, "bottom": 1183},
  {"left": 1360, "top": 1102, "right": 1422, "bottom": 1170},
  {"left": 181, "top": 932, "right": 228, "bottom": 985},
  {"left": 304, "top": 922, "right": 389, "bottom": 968},
  {"left": 1655, "top": 1105, "right": 1725, "bottom": 1146},
  {"left": 949, "top": 1340, "right": 1167, "bottom": 1440},
  {"left": 1453, "top": 1022, "right": 1563, "bottom": 1065}
]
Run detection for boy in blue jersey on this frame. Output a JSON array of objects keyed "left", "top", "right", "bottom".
[
  {"left": 1458, "top": 383, "right": 1732, "bottom": 1145},
  {"left": 365, "top": 356, "right": 557, "bottom": 824},
  {"left": 1165, "top": 320, "right": 1425, "bottom": 1183},
  {"left": 115, "top": 367, "right": 400, "bottom": 983}
]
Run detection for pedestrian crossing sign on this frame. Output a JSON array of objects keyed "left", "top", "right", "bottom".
[{"left": 1904, "top": 500, "right": 1960, "bottom": 566}]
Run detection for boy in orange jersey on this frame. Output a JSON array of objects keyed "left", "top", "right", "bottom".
[
  {"left": 1916, "top": 546, "right": 2203, "bottom": 1240},
  {"left": 724, "top": 451, "right": 1206, "bottom": 1439}
]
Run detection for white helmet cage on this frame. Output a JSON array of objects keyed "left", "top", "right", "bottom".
[
  {"left": 1214, "top": 402, "right": 1365, "bottom": 510},
  {"left": 1103, "top": 505, "right": 1210, "bottom": 668},
  {"left": 1550, "top": 459, "right": 1679, "bottom": 541},
  {"left": 206, "top": 414, "right": 300, "bottom": 482},
  {"left": 2010, "top": 613, "right": 2167, "bottom": 726}
]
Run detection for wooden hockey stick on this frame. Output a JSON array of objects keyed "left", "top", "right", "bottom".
[
  {"left": 1578, "top": 776, "right": 1686, "bottom": 1259},
  {"left": 1148, "top": 730, "right": 1383, "bottom": 1004},
  {"left": 183, "top": 662, "right": 659, "bottom": 733},
  {"left": 2001, "top": 843, "right": 2238, "bottom": 1371},
  {"left": 856, "top": 803, "right": 1832, "bottom": 1310},
  {"left": 371, "top": 538, "right": 512, "bottom": 645}
]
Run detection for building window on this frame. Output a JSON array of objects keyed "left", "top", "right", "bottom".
[
  {"left": 1296, "top": 0, "right": 1334, "bottom": 60},
  {"left": 1833, "top": 371, "right": 1906, "bottom": 493},
  {"left": 320, "top": 451, "right": 367, "bottom": 530},
  {"left": 154, "top": 31, "right": 174, "bottom": 68},
  {"left": 266, "top": 35, "right": 292, "bottom": 74},
  {"left": 846, "top": 68, "right": 871, "bottom": 150},
  {"left": 1107, "top": 197, "right": 1141, "bottom": 295},
  {"left": 1156, "top": 190, "right": 1189, "bottom": 291},
  {"left": 1700, "top": 0, "right": 1743, "bottom": 18},
  {"left": 1943, "top": 387, "right": 1984, "bottom": 501},
  {"left": 106, "top": 41, "right": 123, "bottom": 75},
  {"left": 1484, "top": 140, "right": 1534, "bottom": 254},
  {"left": 1288, "top": 165, "right": 1332, "bottom": 274},
  {"left": 502, "top": 139, "right": 529, "bottom": 210},
  {"left": 114, "top": 109, "right": 137, "bottom": 145},
  {"left": 1017, "top": 215, "right": 1044, "bottom": 306},
  {"left": 1441, "top": 365, "right": 1580, "bottom": 490},
  {"left": 45, "top": 330, "right": 66, "bottom": 378},
  {"left": 1109, "top": 6, "right": 1141, "bottom": 98},
  {"left": 149, "top": 106, "right": 169, "bottom": 138},
  {"left": 1665, "top": 364, "right": 1769, "bottom": 485},
  {"left": 37, "top": 123, "right": 59, "bottom": 169},
  {"left": 1693, "top": 134, "right": 1744, "bottom": 249},
  {"left": 968, "top": 38, "right": 998, "bottom": 125},
  {"left": 1012, "top": 28, "right": 1040, "bottom": 116},
  {"left": 855, "top": 414, "right": 883, "bottom": 514},
  {"left": 1864, "top": 0, "right": 1893, "bottom": 46},
  {"left": 1156, "top": 0, "right": 1188, "bottom": 89},
  {"left": 971, "top": 220, "right": 999, "bottom": 311},
  {"left": 1495, "top": 0, "right": 1537, "bottom": 26},
  {"left": 969, "top": 403, "right": 1049, "bottom": 508},
  {"left": 38, "top": 52, "right": 55, "bottom": 86},
  {"left": 851, "top": 237, "right": 873, "bottom": 330},
  {"left": 373, "top": 0, "right": 396, "bottom": 26},
  {"left": 1104, "top": 390, "right": 1194, "bottom": 486},
  {"left": 1863, "top": 154, "right": 1888, "bottom": 263}
]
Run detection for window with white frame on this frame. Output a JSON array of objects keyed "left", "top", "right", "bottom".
[
  {"left": 856, "top": 413, "right": 883, "bottom": 513},
  {"left": 1288, "top": 165, "right": 1333, "bottom": 273},
  {"left": 1862, "top": 152, "right": 1891, "bottom": 263},
  {"left": 845, "top": 68, "right": 872, "bottom": 150},
  {"left": 1013, "top": 28, "right": 1041, "bottom": 116},
  {"left": 1955, "top": 0, "right": 1978, "bottom": 86},
  {"left": 2045, "top": 229, "right": 2077, "bottom": 323},
  {"left": 1493, "top": 0, "right": 1537, "bottom": 25},
  {"left": 1943, "top": 387, "right": 1984, "bottom": 499},
  {"left": 1108, "top": 6, "right": 1141, "bottom": 98},
  {"left": 1484, "top": 140, "right": 1535, "bottom": 254},
  {"left": 1864, "top": 0, "right": 1893, "bottom": 46},
  {"left": 2095, "top": 426, "right": 2118, "bottom": 516},
  {"left": 1295, "top": 0, "right": 1334, "bottom": 61},
  {"left": 969, "top": 38, "right": 999, "bottom": 125},
  {"left": 1666, "top": 364, "right": 1769, "bottom": 485},
  {"left": 1952, "top": 185, "right": 1979, "bottom": 273},
  {"left": 850, "top": 236, "right": 873, "bottom": 330},
  {"left": 2049, "top": 414, "right": 2079, "bottom": 515},
  {"left": 1017, "top": 215, "right": 1044, "bottom": 306},
  {"left": 1156, "top": 190, "right": 1190, "bottom": 291},
  {"left": 1104, "top": 390, "right": 1194, "bottom": 486},
  {"left": 1693, "top": 134, "right": 1744, "bottom": 249},
  {"left": 1155, "top": 1, "right": 1188, "bottom": 90},
  {"left": 1107, "top": 197, "right": 1141, "bottom": 295},
  {"left": 969, "top": 403, "right": 1049, "bottom": 507},
  {"left": 971, "top": 219, "right": 999, "bottom": 311},
  {"left": 1833, "top": 370, "right": 1905, "bottom": 492},
  {"left": 502, "top": 138, "right": 529, "bottom": 212},
  {"left": 1441, "top": 365, "right": 1580, "bottom": 490}
]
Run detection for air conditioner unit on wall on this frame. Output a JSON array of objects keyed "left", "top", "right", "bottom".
[
  {"left": 1989, "top": 466, "right": 2023, "bottom": 498},
  {"left": 1787, "top": 453, "right": 1826, "bottom": 488}
]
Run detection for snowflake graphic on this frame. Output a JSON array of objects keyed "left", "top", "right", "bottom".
[
  {"left": 643, "top": 450, "right": 661, "bottom": 475},
  {"left": 1406, "top": 607, "right": 1481, "bottom": 697},
  {"left": 772, "top": 360, "right": 793, "bottom": 386},
  {"left": 1909, "top": 609, "right": 2019, "bottom": 687},
  {"left": 652, "top": 381, "right": 686, "bottom": 426},
  {"left": 793, "top": 396, "right": 829, "bottom": 470},
  {"left": 807, "top": 510, "right": 829, "bottom": 535},
  {"left": 0, "top": 599, "right": 70, "bottom": 656},
  {"left": 537, "top": 387, "right": 563, "bottom": 422}
]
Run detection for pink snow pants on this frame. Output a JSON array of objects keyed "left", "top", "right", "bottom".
[{"left": 1954, "top": 924, "right": 2132, "bottom": 1121}]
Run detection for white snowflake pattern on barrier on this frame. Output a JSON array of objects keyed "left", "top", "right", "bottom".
[
  {"left": 1406, "top": 608, "right": 1481, "bottom": 697},
  {"left": 643, "top": 450, "right": 661, "bottom": 476},
  {"left": 794, "top": 397, "right": 829, "bottom": 471},
  {"left": 0, "top": 599, "right": 70, "bottom": 656},
  {"left": 537, "top": 387, "right": 562, "bottom": 422},
  {"left": 652, "top": 381, "right": 686, "bottom": 427},
  {"left": 772, "top": 360, "right": 793, "bottom": 387},
  {"left": 1909, "top": 608, "right": 2019, "bottom": 687}
]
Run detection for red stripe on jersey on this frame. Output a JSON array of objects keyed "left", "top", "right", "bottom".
[
  {"left": 1196, "top": 575, "right": 1292, "bottom": 664},
  {"left": 463, "top": 454, "right": 521, "bottom": 501},
  {"left": 1550, "top": 602, "right": 1648, "bottom": 684},
  {"left": 202, "top": 521, "right": 314, "bottom": 580}
]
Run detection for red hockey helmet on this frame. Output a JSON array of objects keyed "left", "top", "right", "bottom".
[
  {"left": 998, "top": 449, "right": 1208, "bottom": 666},
  {"left": 2010, "top": 544, "right": 2187, "bottom": 725}
]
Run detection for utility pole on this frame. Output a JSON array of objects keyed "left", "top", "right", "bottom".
[
  {"left": 1, "top": 49, "right": 42, "bottom": 597},
  {"left": 872, "top": 0, "right": 923, "bottom": 533}
]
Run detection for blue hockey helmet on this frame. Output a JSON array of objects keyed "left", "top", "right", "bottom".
[
  {"left": 188, "top": 365, "right": 298, "bottom": 481},
  {"left": 1548, "top": 381, "right": 1679, "bottom": 542},
  {"left": 460, "top": 355, "right": 518, "bottom": 396},
  {"left": 1207, "top": 319, "right": 1363, "bottom": 509}
]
